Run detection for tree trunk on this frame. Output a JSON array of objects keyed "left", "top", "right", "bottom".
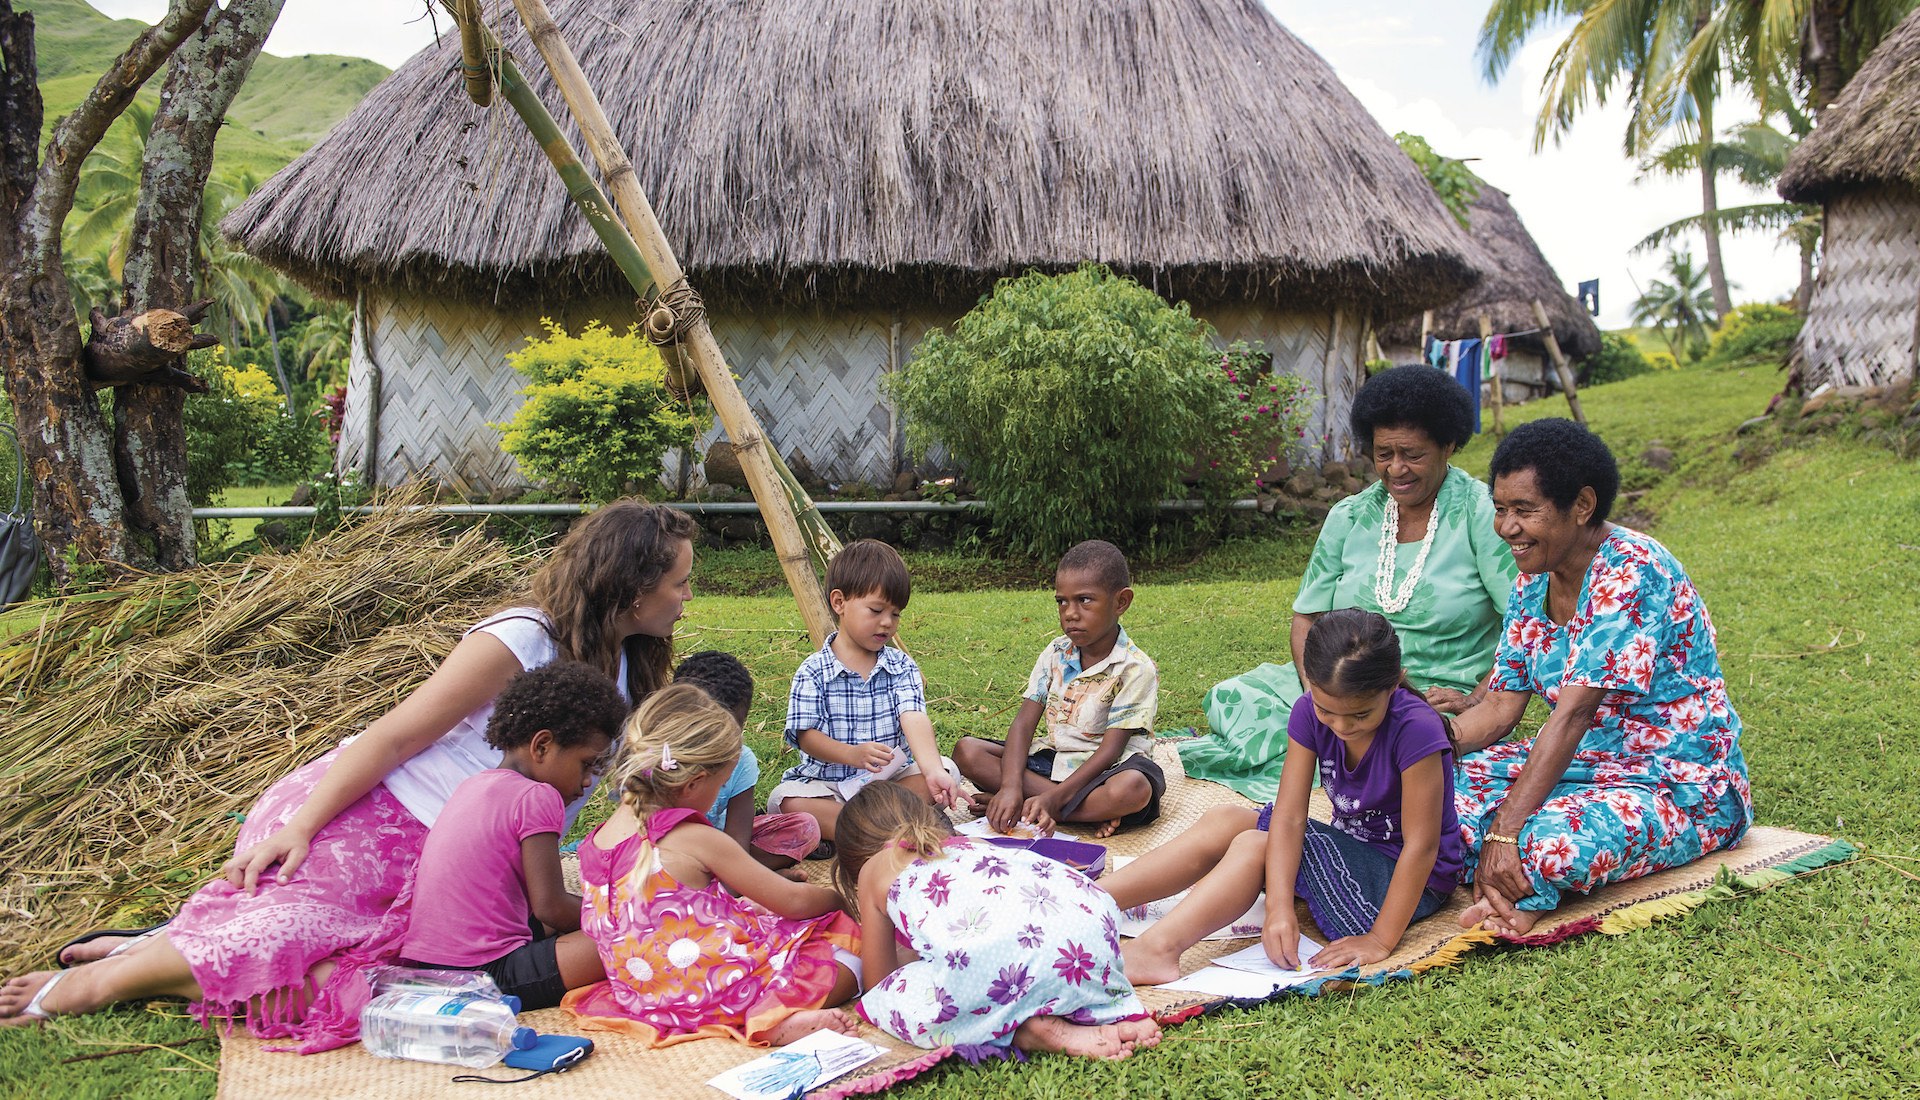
[
  {"left": 1, "top": 0, "right": 219, "bottom": 582},
  {"left": 1797, "top": 238, "right": 1815, "bottom": 313},
  {"left": 113, "top": 0, "right": 285, "bottom": 571},
  {"left": 1696, "top": 96, "right": 1733, "bottom": 322},
  {"left": 1807, "top": 0, "right": 1848, "bottom": 116}
]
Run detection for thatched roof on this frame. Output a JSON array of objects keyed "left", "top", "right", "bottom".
[
  {"left": 222, "top": 0, "right": 1477, "bottom": 313},
  {"left": 1779, "top": 8, "right": 1920, "bottom": 203},
  {"left": 1379, "top": 184, "right": 1601, "bottom": 360}
]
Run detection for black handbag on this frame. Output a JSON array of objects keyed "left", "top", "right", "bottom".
[{"left": 0, "top": 424, "right": 43, "bottom": 605}]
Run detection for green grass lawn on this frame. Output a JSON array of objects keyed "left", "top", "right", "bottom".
[{"left": 3, "top": 364, "right": 1917, "bottom": 1096}]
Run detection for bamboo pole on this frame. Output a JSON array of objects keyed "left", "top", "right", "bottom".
[
  {"left": 447, "top": 2, "right": 835, "bottom": 645},
  {"left": 504, "top": 0, "right": 839, "bottom": 645},
  {"left": 1478, "top": 313, "right": 1502, "bottom": 434},
  {"left": 452, "top": 0, "right": 493, "bottom": 106},
  {"left": 1531, "top": 299, "right": 1587, "bottom": 427}
]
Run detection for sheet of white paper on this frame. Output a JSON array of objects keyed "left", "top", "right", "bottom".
[
  {"left": 953, "top": 817, "right": 1054, "bottom": 840},
  {"left": 707, "top": 1030, "right": 885, "bottom": 1100},
  {"left": 1210, "top": 936, "right": 1323, "bottom": 977},
  {"left": 831, "top": 747, "right": 910, "bottom": 802}
]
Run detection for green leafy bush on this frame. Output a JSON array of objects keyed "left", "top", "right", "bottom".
[
  {"left": 1583, "top": 332, "right": 1655, "bottom": 387},
  {"left": 183, "top": 349, "right": 323, "bottom": 502},
  {"left": 1709, "top": 303, "right": 1802, "bottom": 364},
  {"left": 495, "top": 320, "right": 708, "bottom": 502},
  {"left": 887, "top": 265, "right": 1312, "bottom": 555}
]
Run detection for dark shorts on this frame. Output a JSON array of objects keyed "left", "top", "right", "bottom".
[
  {"left": 1255, "top": 806, "right": 1450, "bottom": 939},
  {"left": 401, "top": 921, "right": 569, "bottom": 1010},
  {"left": 984, "top": 740, "right": 1166, "bottom": 830}
]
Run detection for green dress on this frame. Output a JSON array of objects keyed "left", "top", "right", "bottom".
[{"left": 1179, "top": 466, "right": 1518, "bottom": 800}]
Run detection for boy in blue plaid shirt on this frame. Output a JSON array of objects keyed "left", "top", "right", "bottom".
[{"left": 769, "top": 540, "right": 960, "bottom": 842}]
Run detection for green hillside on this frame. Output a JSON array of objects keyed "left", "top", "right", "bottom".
[{"left": 20, "top": 0, "right": 386, "bottom": 180}]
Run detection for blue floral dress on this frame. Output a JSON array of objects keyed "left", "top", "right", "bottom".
[
  {"left": 1456, "top": 527, "right": 1752, "bottom": 912},
  {"left": 858, "top": 839, "right": 1144, "bottom": 1050}
]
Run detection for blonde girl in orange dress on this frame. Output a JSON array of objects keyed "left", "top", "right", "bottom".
[{"left": 563, "top": 683, "right": 862, "bottom": 1046}]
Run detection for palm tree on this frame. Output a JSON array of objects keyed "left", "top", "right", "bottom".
[
  {"left": 1633, "top": 118, "right": 1821, "bottom": 308},
  {"left": 63, "top": 101, "right": 153, "bottom": 278},
  {"left": 291, "top": 304, "right": 353, "bottom": 390},
  {"left": 1631, "top": 250, "right": 1719, "bottom": 360}
]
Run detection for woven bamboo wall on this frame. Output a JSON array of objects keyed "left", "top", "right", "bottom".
[
  {"left": 1797, "top": 185, "right": 1920, "bottom": 391},
  {"left": 339, "top": 295, "right": 1364, "bottom": 491}
]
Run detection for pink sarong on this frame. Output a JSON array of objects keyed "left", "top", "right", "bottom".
[
  {"left": 748, "top": 811, "right": 821, "bottom": 862},
  {"left": 169, "top": 748, "right": 428, "bottom": 1052}
]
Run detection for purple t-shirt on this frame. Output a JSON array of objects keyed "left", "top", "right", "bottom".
[
  {"left": 1287, "top": 686, "right": 1463, "bottom": 894},
  {"left": 401, "top": 768, "right": 564, "bottom": 966}
]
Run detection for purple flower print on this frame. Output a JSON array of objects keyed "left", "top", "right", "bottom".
[
  {"left": 1031, "top": 860, "right": 1053, "bottom": 879},
  {"left": 973, "top": 854, "right": 1010, "bottom": 878},
  {"left": 1018, "top": 924, "right": 1046, "bottom": 948},
  {"left": 931, "top": 987, "right": 959, "bottom": 1026},
  {"left": 1053, "top": 942, "right": 1095, "bottom": 986},
  {"left": 987, "top": 964, "right": 1034, "bottom": 1005},
  {"left": 1020, "top": 883, "right": 1060, "bottom": 914},
  {"left": 1101, "top": 913, "right": 1120, "bottom": 955},
  {"left": 922, "top": 869, "right": 953, "bottom": 906},
  {"left": 889, "top": 1010, "right": 913, "bottom": 1039},
  {"left": 945, "top": 948, "right": 970, "bottom": 970}
]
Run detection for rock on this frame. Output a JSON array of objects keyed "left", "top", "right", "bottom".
[
  {"left": 1339, "top": 475, "right": 1364, "bottom": 495},
  {"left": 1640, "top": 444, "right": 1675, "bottom": 472},
  {"left": 849, "top": 513, "right": 894, "bottom": 542},
  {"left": 255, "top": 520, "right": 295, "bottom": 549},
  {"left": 702, "top": 482, "right": 737, "bottom": 500},
  {"left": 288, "top": 483, "right": 314, "bottom": 507},
  {"left": 891, "top": 470, "right": 917, "bottom": 494},
  {"left": 1320, "top": 461, "right": 1348, "bottom": 482},
  {"left": 1284, "top": 472, "right": 1317, "bottom": 497},
  {"left": 1347, "top": 457, "right": 1370, "bottom": 479},
  {"left": 1312, "top": 484, "right": 1346, "bottom": 502},
  {"left": 917, "top": 526, "right": 952, "bottom": 551},
  {"left": 1735, "top": 415, "right": 1773, "bottom": 435}
]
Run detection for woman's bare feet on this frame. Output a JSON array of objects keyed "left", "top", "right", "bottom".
[
  {"left": 1459, "top": 887, "right": 1547, "bottom": 936},
  {"left": 0, "top": 970, "right": 81, "bottom": 1026},
  {"left": 1457, "top": 897, "right": 1497, "bottom": 930},
  {"left": 776, "top": 865, "right": 810, "bottom": 882},
  {"left": 766, "top": 1007, "right": 858, "bottom": 1046},
  {"left": 1483, "top": 909, "right": 1543, "bottom": 936},
  {"left": 59, "top": 936, "right": 133, "bottom": 966},
  {"left": 1092, "top": 818, "right": 1123, "bottom": 839},
  {"left": 1012, "top": 1014, "right": 1140, "bottom": 1060},
  {"left": 1115, "top": 1016, "right": 1162, "bottom": 1051},
  {"left": 1119, "top": 936, "right": 1183, "bottom": 987}
]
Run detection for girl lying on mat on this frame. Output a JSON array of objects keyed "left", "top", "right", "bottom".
[
  {"left": 1449, "top": 419, "right": 1751, "bottom": 936},
  {"left": 836, "top": 782, "right": 1162, "bottom": 1059},
  {"left": 562, "top": 684, "right": 863, "bottom": 1047},
  {"left": 1104, "top": 610, "right": 1461, "bottom": 982}
]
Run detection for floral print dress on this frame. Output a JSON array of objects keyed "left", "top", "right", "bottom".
[
  {"left": 562, "top": 807, "right": 860, "bottom": 1046},
  {"left": 1457, "top": 527, "right": 1752, "bottom": 912},
  {"left": 859, "top": 839, "right": 1144, "bottom": 1050}
]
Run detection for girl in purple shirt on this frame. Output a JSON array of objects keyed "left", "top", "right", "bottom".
[{"left": 1116, "top": 610, "right": 1459, "bottom": 983}]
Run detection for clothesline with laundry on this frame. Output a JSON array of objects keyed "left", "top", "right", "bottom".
[{"left": 1421, "top": 329, "right": 1549, "bottom": 434}]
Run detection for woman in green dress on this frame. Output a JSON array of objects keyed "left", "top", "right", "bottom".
[{"left": 1181, "top": 365, "right": 1517, "bottom": 800}]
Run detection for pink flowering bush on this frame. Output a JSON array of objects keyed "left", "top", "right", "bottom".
[{"left": 1200, "top": 343, "right": 1317, "bottom": 494}]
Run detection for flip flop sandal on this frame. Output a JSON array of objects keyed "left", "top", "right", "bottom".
[
  {"left": 7, "top": 968, "right": 70, "bottom": 1023},
  {"left": 55, "top": 921, "right": 169, "bottom": 968}
]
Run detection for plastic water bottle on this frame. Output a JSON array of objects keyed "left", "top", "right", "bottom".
[
  {"left": 364, "top": 964, "right": 505, "bottom": 1002},
  {"left": 360, "top": 991, "right": 536, "bottom": 1068}
]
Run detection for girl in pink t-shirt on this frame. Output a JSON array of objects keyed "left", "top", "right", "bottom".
[{"left": 399, "top": 662, "right": 628, "bottom": 1008}]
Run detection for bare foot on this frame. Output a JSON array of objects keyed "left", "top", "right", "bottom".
[
  {"left": 777, "top": 865, "right": 809, "bottom": 882},
  {"left": 1013, "top": 1015, "right": 1133, "bottom": 1060},
  {"left": 1458, "top": 898, "right": 1497, "bottom": 930},
  {"left": 766, "top": 1007, "right": 857, "bottom": 1046},
  {"left": 1091, "top": 818, "right": 1123, "bottom": 839},
  {"left": 59, "top": 936, "right": 133, "bottom": 966},
  {"left": 1115, "top": 1016, "right": 1162, "bottom": 1051},
  {"left": 0, "top": 970, "right": 79, "bottom": 1026},
  {"left": 1120, "top": 937, "right": 1183, "bottom": 987},
  {"left": 1484, "top": 908, "right": 1543, "bottom": 936}
]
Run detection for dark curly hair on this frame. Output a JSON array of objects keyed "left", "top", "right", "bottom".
[
  {"left": 1488, "top": 417, "right": 1618, "bottom": 526},
  {"left": 1349, "top": 364, "right": 1476, "bottom": 452},
  {"left": 673, "top": 650, "right": 754, "bottom": 721},
  {"left": 485, "top": 660, "right": 631, "bottom": 752},
  {"left": 1056, "top": 539, "right": 1130, "bottom": 592}
]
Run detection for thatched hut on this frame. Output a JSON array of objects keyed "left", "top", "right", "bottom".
[
  {"left": 1777, "top": 8, "right": 1920, "bottom": 393},
  {"left": 224, "top": 0, "right": 1477, "bottom": 493},
  {"left": 1379, "top": 183, "right": 1600, "bottom": 404}
]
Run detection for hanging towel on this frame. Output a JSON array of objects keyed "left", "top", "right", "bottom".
[
  {"left": 1454, "top": 338, "right": 1482, "bottom": 434},
  {"left": 1485, "top": 333, "right": 1507, "bottom": 382},
  {"left": 1426, "top": 336, "right": 1446, "bottom": 367}
]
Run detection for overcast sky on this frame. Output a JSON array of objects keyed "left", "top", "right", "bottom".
[{"left": 85, "top": 0, "right": 1799, "bottom": 328}]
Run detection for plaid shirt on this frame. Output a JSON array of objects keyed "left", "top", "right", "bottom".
[{"left": 782, "top": 633, "right": 927, "bottom": 783}]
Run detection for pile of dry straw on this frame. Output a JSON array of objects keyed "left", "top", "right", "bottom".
[{"left": 0, "top": 507, "right": 530, "bottom": 967}]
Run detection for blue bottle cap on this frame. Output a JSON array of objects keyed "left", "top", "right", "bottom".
[
  {"left": 501, "top": 995, "right": 523, "bottom": 1015},
  {"left": 511, "top": 1026, "right": 537, "bottom": 1050}
]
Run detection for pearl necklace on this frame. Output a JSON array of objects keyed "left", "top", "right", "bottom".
[{"left": 1373, "top": 495, "right": 1438, "bottom": 614}]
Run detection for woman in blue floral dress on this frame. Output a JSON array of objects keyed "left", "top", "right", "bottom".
[
  {"left": 834, "top": 783, "right": 1157, "bottom": 1059},
  {"left": 1450, "top": 419, "right": 1751, "bottom": 935}
]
